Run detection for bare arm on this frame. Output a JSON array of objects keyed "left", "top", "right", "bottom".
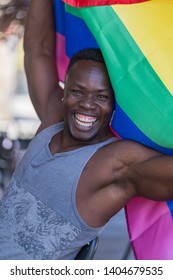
[
  {"left": 120, "top": 141, "right": 173, "bottom": 201},
  {"left": 24, "top": 0, "right": 63, "bottom": 125},
  {"left": 130, "top": 153, "right": 173, "bottom": 201}
]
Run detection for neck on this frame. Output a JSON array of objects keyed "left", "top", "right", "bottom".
[{"left": 60, "top": 128, "right": 113, "bottom": 151}]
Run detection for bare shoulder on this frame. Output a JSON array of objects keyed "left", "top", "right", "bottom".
[
  {"left": 90, "top": 139, "right": 161, "bottom": 174},
  {"left": 107, "top": 139, "right": 161, "bottom": 166}
]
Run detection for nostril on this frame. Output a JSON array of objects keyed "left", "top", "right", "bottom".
[{"left": 80, "top": 97, "right": 95, "bottom": 109}]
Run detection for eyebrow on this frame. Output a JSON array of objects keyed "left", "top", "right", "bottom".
[{"left": 72, "top": 83, "right": 110, "bottom": 93}]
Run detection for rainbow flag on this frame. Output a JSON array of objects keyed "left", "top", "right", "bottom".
[{"left": 54, "top": 0, "right": 173, "bottom": 259}]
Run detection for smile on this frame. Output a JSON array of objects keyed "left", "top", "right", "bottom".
[{"left": 75, "top": 114, "right": 97, "bottom": 127}]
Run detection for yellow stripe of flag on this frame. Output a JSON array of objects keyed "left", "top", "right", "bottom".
[{"left": 112, "top": 0, "right": 173, "bottom": 95}]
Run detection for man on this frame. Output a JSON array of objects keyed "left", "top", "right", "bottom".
[{"left": 0, "top": 0, "right": 173, "bottom": 260}]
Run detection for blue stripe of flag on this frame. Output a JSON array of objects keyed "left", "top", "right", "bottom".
[
  {"left": 112, "top": 104, "right": 173, "bottom": 155},
  {"left": 54, "top": 0, "right": 66, "bottom": 35},
  {"left": 65, "top": 12, "right": 98, "bottom": 58},
  {"left": 167, "top": 201, "right": 173, "bottom": 219},
  {"left": 54, "top": 0, "right": 98, "bottom": 56}
]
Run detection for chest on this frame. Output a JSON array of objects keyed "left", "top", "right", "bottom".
[
  {"left": 14, "top": 139, "right": 119, "bottom": 228},
  {"left": 15, "top": 142, "right": 113, "bottom": 202},
  {"left": 77, "top": 147, "right": 116, "bottom": 199}
]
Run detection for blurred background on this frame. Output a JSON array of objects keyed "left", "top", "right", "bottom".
[
  {"left": 0, "top": 0, "right": 39, "bottom": 195},
  {"left": 0, "top": 0, "right": 134, "bottom": 260}
]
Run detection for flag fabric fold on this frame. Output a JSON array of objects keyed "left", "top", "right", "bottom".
[{"left": 54, "top": 0, "right": 173, "bottom": 259}]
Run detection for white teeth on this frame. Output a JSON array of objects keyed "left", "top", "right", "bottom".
[
  {"left": 75, "top": 114, "right": 97, "bottom": 127},
  {"left": 76, "top": 119, "right": 93, "bottom": 127},
  {"left": 75, "top": 114, "right": 97, "bottom": 123}
]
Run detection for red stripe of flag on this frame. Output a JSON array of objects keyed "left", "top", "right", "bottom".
[{"left": 63, "top": 0, "right": 148, "bottom": 7}]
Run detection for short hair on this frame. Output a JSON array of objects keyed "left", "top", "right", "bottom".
[{"left": 66, "top": 48, "right": 105, "bottom": 76}]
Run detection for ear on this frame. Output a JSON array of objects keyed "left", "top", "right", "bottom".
[
  {"left": 58, "top": 81, "right": 65, "bottom": 101},
  {"left": 59, "top": 81, "right": 65, "bottom": 90}
]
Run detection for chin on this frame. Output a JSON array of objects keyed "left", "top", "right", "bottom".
[
  {"left": 67, "top": 121, "right": 106, "bottom": 143},
  {"left": 70, "top": 130, "right": 99, "bottom": 142}
]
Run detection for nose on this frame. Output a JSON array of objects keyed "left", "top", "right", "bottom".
[{"left": 79, "top": 95, "right": 96, "bottom": 110}]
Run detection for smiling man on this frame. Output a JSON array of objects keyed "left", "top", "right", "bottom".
[
  {"left": 63, "top": 57, "right": 115, "bottom": 143},
  {"left": 1, "top": 0, "right": 173, "bottom": 260}
]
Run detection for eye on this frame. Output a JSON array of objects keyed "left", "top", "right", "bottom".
[
  {"left": 70, "top": 89, "right": 83, "bottom": 96},
  {"left": 97, "top": 94, "right": 109, "bottom": 100}
]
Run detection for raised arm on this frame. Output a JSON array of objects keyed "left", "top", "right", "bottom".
[
  {"left": 130, "top": 152, "right": 173, "bottom": 201},
  {"left": 24, "top": 0, "right": 63, "bottom": 125},
  {"left": 120, "top": 141, "right": 173, "bottom": 201}
]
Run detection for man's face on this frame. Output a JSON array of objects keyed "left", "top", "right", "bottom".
[{"left": 63, "top": 60, "right": 115, "bottom": 143}]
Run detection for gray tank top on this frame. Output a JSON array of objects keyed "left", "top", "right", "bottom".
[{"left": 0, "top": 122, "right": 117, "bottom": 260}]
